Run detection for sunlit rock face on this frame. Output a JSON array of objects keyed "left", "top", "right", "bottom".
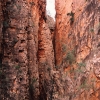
[
  {"left": 55, "top": 0, "right": 100, "bottom": 100},
  {"left": 46, "top": 15, "right": 55, "bottom": 43}
]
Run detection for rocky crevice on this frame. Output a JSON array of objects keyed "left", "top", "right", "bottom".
[
  {"left": 38, "top": 1, "right": 55, "bottom": 100},
  {"left": 0, "top": 0, "right": 100, "bottom": 100}
]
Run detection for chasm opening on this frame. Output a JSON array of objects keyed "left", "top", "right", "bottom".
[{"left": 46, "top": 0, "right": 56, "bottom": 21}]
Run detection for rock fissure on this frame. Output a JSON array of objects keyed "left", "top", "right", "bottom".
[{"left": 0, "top": 0, "right": 100, "bottom": 100}]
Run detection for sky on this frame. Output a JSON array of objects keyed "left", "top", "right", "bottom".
[{"left": 46, "top": 0, "right": 56, "bottom": 20}]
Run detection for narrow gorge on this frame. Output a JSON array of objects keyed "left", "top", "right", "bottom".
[{"left": 0, "top": 0, "right": 100, "bottom": 100}]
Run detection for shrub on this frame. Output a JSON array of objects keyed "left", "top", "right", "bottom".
[
  {"left": 55, "top": 66, "right": 59, "bottom": 70},
  {"left": 62, "top": 44, "right": 67, "bottom": 53},
  {"left": 30, "top": 2, "right": 35, "bottom": 6},
  {"left": 80, "top": 76, "right": 87, "bottom": 88},
  {"left": 67, "top": 11, "right": 74, "bottom": 24},
  {"left": 31, "top": 78, "right": 37, "bottom": 84},
  {"left": 90, "top": 28, "right": 94, "bottom": 32},
  {"left": 15, "top": 65, "right": 20, "bottom": 70},
  {"left": 65, "top": 50, "right": 75, "bottom": 65},
  {"left": 78, "top": 62, "right": 86, "bottom": 67},
  {"left": 47, "top": 67, "right": 51, "bottom": 71},
  {"left": 3, "top": 21, "right": 9, "bottom": 28}
]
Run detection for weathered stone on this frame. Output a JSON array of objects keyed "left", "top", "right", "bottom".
[
  {"left": 0, "top": 0, "right": 100, "bottom": 100},
  {"left": 55, "top": 0, "right": 100, "bottom": 100}
]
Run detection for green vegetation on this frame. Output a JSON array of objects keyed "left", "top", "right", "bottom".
[
  {"left": 3, "top": 21, "right": 9, "bottom": 28},
  {"left": 78, "top": 62, "right": 86, "bottom": 67},
  {"left": 80, "top": 77, "right": 87, "bottom": 89},
  {"left": 73, "top": 62, "right": 86, "bottom": 74},
  {"left": 30, "top": 2, "right": 35, "bottom": 6},
  {"left": 16, "top": 5, "right": 21, "bottom": 11},
  {"left": 78, "top": 77, "right": 96, "bottom": 92},
  {"left": 15, "top": 65, "right": 20, "bottom": 70},
  {"left": 55, "top": 66, "right": 58, "bottom": 69},
  {"left": 90, "top": 28, "right": 94, "bottom": 32},
  {"left": 67, "top": 11, "right": 75, "bottom": 24},
  {"left": 13, "top": 38, "right": 18, "bottom": 43},
  {"left": 29, "top": 78, "right": 37, "bottom": 92},
  {"left": 62, "top": 44, "right": 67, "bottom": 53},
  {"left": 31, "top": 78, "right": 37, "bottom": 84},
  {"left": 75, "top": 67, "right": 83, "bottom": 73},
  {"left": 65, "top": 50, "right": 76, "bottom": 65},
  {"left": 47, "top": 67, "right": 51, "bottom": 71}
]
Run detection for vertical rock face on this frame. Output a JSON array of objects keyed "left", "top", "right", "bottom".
[
  {"left": 55, "top": 0, "right": 100, "bottom": 100},
  {"left": 0, "top": 0, "right": 100, "bottom": 100},
  {"left": 0, "top": 0, "right": 55, "bottom": 100},
  {"left": 0, "top": 0, "right": 37, "bottom": 99},
  {"left": 0, "top": 2, "right": 3, "bottom": 99},
  {"left": 38, "top": 1, "right": 55, "bottom": 100},
  {"left": 46, "top": 15, "right": 55, "bottom": 43},
  {"left": 0, "top": 0, "right": 55, "bottom": 99},
  {"left": 0, "top": 1, "right": 3, "bottom": 64}
]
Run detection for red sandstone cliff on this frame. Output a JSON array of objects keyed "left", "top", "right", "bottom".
[
  {"left": 55, "top": 0, "right": 100, "bottom": 100},
  {"left": 0, "top": 0, "right": 100, "bottom": 100},
  {"left": 0, "top": 0, "right": 55, "bottom": 100}
]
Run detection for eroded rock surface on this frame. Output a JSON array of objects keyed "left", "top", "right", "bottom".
[
  {"left": 0, "top": 0, "right": 55, "bottom": 100},
  {"left": 55, "top": 0, "right": 100, "bottom": 100},
  {"left": 0, "top": 0, "right": 100, "bottom": 100}
]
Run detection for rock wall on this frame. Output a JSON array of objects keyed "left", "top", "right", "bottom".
[
  {"left": 0, "top": 0, "right": 100, "bottom": 100},
  {"left": 0, "top": 0, "right": 55, "bottom": 100},
  {"left": 38, "top": 1, "right": 55, "bottom": 100},
  {"left": 0, "top": 1, "right": 3, "bottom": 65},
  {"left": 0, "top": 0, "right": 38, "bottom": 99},
  {"left": 55, "top": 0, "right": 100, "bottom": 100}
]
